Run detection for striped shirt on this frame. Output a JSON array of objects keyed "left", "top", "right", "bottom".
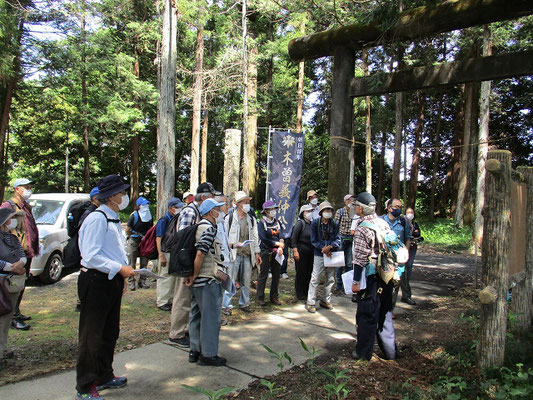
[
  {"left": 192, "top": 220, "right": 218, "bottom": 288},
  {"left": 177, "top": 203, "right": 201, "bottom": 232},
  {"left": 0, "top": 231, "right": 27, "bottom": 272}
]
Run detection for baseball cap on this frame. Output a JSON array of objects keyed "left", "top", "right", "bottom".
[
  {"left": 13, "top": 178, "right": 34, "bottom": 188},
  {"left": 168, "top": 197, "right": 184, "bottom": 208},
  {"left": 199, "top": 198, "right": 226, "bottom": 216},
  {"left": 136, "top": 196, "right": 149, "bottom": 206}
]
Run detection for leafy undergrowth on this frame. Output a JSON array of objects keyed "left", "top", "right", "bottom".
[
  {"left": 417, "top": 218, "right": 473, "bottom": 253},
  {"left": 223, "top": 288, "right": 533, "bottom": 400}
]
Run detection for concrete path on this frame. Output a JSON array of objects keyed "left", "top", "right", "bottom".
[{"left": 0, "top": 251, "right": 474, "bottom": 400}]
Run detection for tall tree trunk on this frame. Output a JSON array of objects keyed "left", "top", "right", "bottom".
[
  {"left": 464, "top": 82, "right": 480, "bottom": 227},
  {"left": 190, "top": 25, "right": 204, "bottom": 191},
  {"left": 391, "top": 0, "right": 404, "bottom": 200},
  {"left": 200, "top": 106, "right": 208, "bottom": 183},
  {"left": 474, "top": 25, "right": 492, "bottom": 244},
  {"left": 130, "top": 51, "right": 140, "bottom": 204},
  {"left": 428, "top": 94, "right": 444, "bottom": 219},
  {"left": 362, "top": 48, "right": 372, "bottom": 193},
  {"left": 408, "top": 92, "right": 426, "bottom": 208},
  {"left": 377, "top": 129, "right": 387, "bottom": 215},
  {"left": 247, "top": 32, "right": 258, "bottom": 200},
  {"left": 241, "top": 0, "right": 249, "bottom": 192},
  {"left": 296, "top": 19, "right": 305, "bottom": 134},
  {"left": 81, "top": 9, "right": 90, "bottom": 192},
  {"left": 455, "top": 83, "right": 474, "bottom": 226},
  {"left": 156, "top": 0, "right": 177, "bottom": 218}
]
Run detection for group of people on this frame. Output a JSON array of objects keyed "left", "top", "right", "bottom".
[{"left": 0, "top": 174, "right": 422, "bottom": 400}]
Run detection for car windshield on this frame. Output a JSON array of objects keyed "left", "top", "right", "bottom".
[{"left": 30, "top": 200, "right": 65, "bottom": 225}]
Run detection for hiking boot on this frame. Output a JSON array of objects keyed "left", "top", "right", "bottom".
[
  {"left": 168, "top": 336, "right": 190, "bottom": 348},
  {"left": 270, "top": 298, "right": 281, "bottom": 306},
  {"left": 158, "top": 304, "right": 171, "bottom": 312},
  {"left": 15, "top": 313, "right": 31, "bottom": 321},
  {"left": 239, "top": 306, "right": 252, "bottom": 313},
  {"left": 198, "top": 355, "right": 227, "bottom": 367},
  {"left": 222, "top": 307, "right": 232, "bottom": 316},
  {"left": 305, "top": 304, "right": 316, "bottom": 313},
  {"left": 76, "top": 383, "right": 104, "bottom": 399},
  {"left": 11, "top": 320, "right": 30, "bottom": 330},
  {"left": 401, "top": 298, "right": 416, "bottom": 306},
  {"left": 96, "top": 376, "right": 127, "bottom": 391},
  {"left": 319, "top": 301, "right": 333, "bottom": 310},
  {"left": 257, "top": 299, "right": 266, "bottom": 307},
  {"left": 188, "top": 350, "right": 200, "bottom": 363}
]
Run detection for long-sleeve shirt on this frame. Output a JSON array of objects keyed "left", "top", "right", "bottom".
[
  {"left": 1, "top": 198, "right": 39, "bottom": 258},
  {"left": 310, "top": 218, "right": 341, "bottom": 257},
  {"left": 290, "top": 219, "right": 313, "bottom": 253},
  {"left": 257, "top": 218, "right": 281, "bottom": 251},
  {"left": 334, "top": 206, "right": 354, "bottom": 236},
  {"left": 0, "top": 231, "right": 27, "bottom": 272},
  {"left": 78, "top": 204, "right": 128, "bottom": 279},
  {"left": 352, "top": 214, "right": 389, "bottom": 281},
  {"left": 177, "top": 202, "right": 201, "bottom": 231}
]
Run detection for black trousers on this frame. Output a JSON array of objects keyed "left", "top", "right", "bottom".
[
  {"left": 355, "top": 276, "right": 394, "bottom": 360},
  {"left": 257, "top": 250, "right": 281, "bottom": 301},
  {"left": 294, "top": 247, "right": 314, "bottom": 299},
  {"left": 76, "top": 269, "right": 124, "bottom": 393}
]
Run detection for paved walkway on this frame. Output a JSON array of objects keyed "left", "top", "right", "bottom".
[{"left": 0, "top": 252, "right": 474, "bottom": 399}]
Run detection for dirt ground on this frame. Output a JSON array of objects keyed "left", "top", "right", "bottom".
[{"left": 1, "top": 247, "right": 479, "bottom": 397}]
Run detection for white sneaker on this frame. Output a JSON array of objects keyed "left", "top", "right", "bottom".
[{"left": 281, "top": 273, "right": 289, "bottom": 279}]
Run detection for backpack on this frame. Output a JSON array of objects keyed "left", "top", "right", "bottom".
[
  {"left": 359, "top": 220, "right": 409, "bottom": 284},
  {"left": 139, "top": 224, "right": 158, "bottom": 260},
  {"left": 167, "top": 221, "right": 207, "bottom": 277},
  {"left": 67, "top": 201, "right": 92, "bottom": 238},
  {"left": 161, "top": 204, "right": 199, "bottom": 253},
  {"left": 63, "top": 209, "right": 112, "bottom": 269}
]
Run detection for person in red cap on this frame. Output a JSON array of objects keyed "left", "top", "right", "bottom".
[{"left": 256, "top": 200, "right": 285, "bottom": 306}]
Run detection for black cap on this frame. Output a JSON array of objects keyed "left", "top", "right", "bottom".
[
  {"left": 356, "top": 192, "right": 376, "bottom": 206},
  {"left": 97, "top": 175, "right": 130, "bottom": 199},
  {"left": 196, "top": 182, "right": 221, "bottom": 196}
]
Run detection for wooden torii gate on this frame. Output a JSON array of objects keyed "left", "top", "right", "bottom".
[{"left": 288, "top": 0, "right": 533, "bottom": 209}]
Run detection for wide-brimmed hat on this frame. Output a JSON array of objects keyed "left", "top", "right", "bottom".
[
  {"left": 96, "top": 175, "right": 130, "bottom": 199},
  {"left": 199, "top": 198, "right": 226, "bottom": 216},
  {"left": 306, "top": 190, "right": 318, "bottom": 200},
  {"left": 13, "top": 178, "right": 34, "bottom": 188},
  {"left": 318, "top": 201, "right": 334, "bottom": 215},
  {"left": 262, "top": 200, "right": 277, "bottom": 211},
  {"left": 168, "top": 197, "right": 184, "bottom": 209},
  {"left": 0, "top": 208, "right": 24, "bottom": 226},
  {"left": 234, "top": 191, "right": 251, "bottom": 204},
  {"left": 183, "top": 191, "right": 194, "bottom": 200},
  {"left": 299, "top": 204, "right": 313, "bottom": 219},
  {"left": 136, "top": 196, "right": 149, "bottom": 206}
]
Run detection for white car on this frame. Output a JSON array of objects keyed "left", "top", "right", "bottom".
[{"left": 29, "top": 193, "right": 90, "bottom": 283}]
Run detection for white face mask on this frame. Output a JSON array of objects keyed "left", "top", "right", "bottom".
[
  {"left": 6, "top": 218, "right": 17, "bottom": 230},
  {"left": 406, "top": 213, "right": 414, "bottom": 221},
  {"left": 310, "top": 198, "right": 318, "bottom": 205},
  {"left": 138, "top": 204, "right": 152, "bottom": 221},
  {"left": 115, "top": 194, "right": 129, "bottom": 210},
  {"left": 242, "top": 204, "right": 251, "bottom": 213},
  {"left": 322, "top": 211, "right": 332, "bottom": 219},
  {"left": 269, "top": 210, "right": 277, "bottom": 218},
  {"left": 21, "top": 189, "right": 32, "bottom": 200},
  {"left": 304, "top": 212, "right": 313, "bottom": 221},
  {"left": 214, "top": 210, "right": 225, "bottom": 224}
]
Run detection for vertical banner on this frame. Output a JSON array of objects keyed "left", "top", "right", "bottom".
[{"left": 268, "top": 129, "right": 305, "bottom": 238}]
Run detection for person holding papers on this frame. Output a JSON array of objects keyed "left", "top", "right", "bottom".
[
  {"left": 305, "top": 201, "right": 341, "bottom": 313},
  {"left": 223, "top": 191, "right": 261, "bottom": 314},
  {"left": 256, "top": 200, "right": 284, "bottom": 307}
]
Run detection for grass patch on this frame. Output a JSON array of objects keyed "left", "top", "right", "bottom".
[{"left": 417, "top": 218, "right": 472, "bottom": 253}]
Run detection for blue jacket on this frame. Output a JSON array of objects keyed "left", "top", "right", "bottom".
[{"left": 310, "top": 218, "right": 341, "bottom": 257}]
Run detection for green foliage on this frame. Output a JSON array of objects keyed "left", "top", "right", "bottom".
[
  {"left": 417, "top": 218, "right": 472, "bottom": 252},
  {"left": 318, "top": 368, "right": 351, "bottom": 399},
  {"left": 299, "top": 337, "right": 320, "bottom": 369},
  {"left": 181, "top": 384, "right": 235, "bottom": 400},
  {"left": 481, "top": 364, "right": 533, "bottom": 399},
  {"left": 261, "top": 344, "right": 292, "bottom": 372},
  {"left": 259, "top": 379, "right": 283, "bottom": 399}
]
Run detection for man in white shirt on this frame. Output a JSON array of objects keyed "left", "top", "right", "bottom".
[{"left": 75, "top": 175, "right": 135, "bottom": 400}]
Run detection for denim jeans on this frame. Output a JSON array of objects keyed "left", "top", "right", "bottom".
[
  {"left": 222, "top": 254, "right": 252, "bottom": 309},
  {"left": 189, "top": 280, "right": 223, "bottom": 358},
  {"left": 336, "top": 236, "right": 353, "bottom": 290}
]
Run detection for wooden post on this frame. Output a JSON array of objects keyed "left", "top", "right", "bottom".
[
  {"left": 477, "top": 150, "right": 511, "bottom": 368},
  {"left": 223, "top": 129, "right": 242, "bottom": 200},
  {"left": 511, "top": 167, "right": 533, "bottom": 333},
  {"left": 328, "top": 46, "right": 355, "bottom": 209}
]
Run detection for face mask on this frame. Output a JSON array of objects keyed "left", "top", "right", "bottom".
[
  {"left": 242, "top": 204, "right": 251, "bottom": 213},
  {"left": 6, "top": 219, "right": 17, "bottom": 230},
  {"left": 304, "top": 212, "right": 313, "bottom": 221},
  {"left": 214, "top": 210, "right": 225, "bottom": 224},
  {"left": 391, "top": 208, "right": 402, "bottom": 218},
  {"left": 115, "top": 194, "right": 129, "bottom": 211},
  {"left": 310, "top": 198, "right": 318, "bottom": 205},
  {"left": 406, "top": 213, "right": 414, "bottom": 221},
  {"left": 322, "top": 211, "right": 332, "bottom": 219},
  {"left": 138, "top": 205, "right": 152, "bottom": 221},
  {"left": 269, "top": 210, "right": 277, "bottom": 218},
  {"left": 21, "top": 189, "right": 32, "bottom": 200}
]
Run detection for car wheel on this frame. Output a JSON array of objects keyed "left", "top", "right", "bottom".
[{"left": 40, "top": 253, "right": 63, "bottom": 284}]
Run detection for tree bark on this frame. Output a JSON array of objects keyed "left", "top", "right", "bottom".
[
  {"left": 377, "top": 129, "right": 387, "bottom": 215},
  {"left": 428, "top": 94, "right": 444, "bottom": 218},
  {"left": 130, "top": 50, "right": 140, "bottom": 204},
  {"left": 296, "top": 20, "right": 305, "bottom": 134},
  {"left": 362, "top": 48, "right": 372, "bottom": 193},
  {"left": 474, "top": 25, "right": 492, "bottom": 244},
  {"left": 156, "top": 0, "right": 177, "bottom": 218},
  {"left": 455, "top": 83, "right": 474, "bottom": 226},
  {"left": 81, "top": 9, "right": 90, "bottom": 192},
  {"left": 392, "top": 90, "right": 403, "bottom": 200},
  {"left": 223, "top": 129, "right": 242, "bottom": 198},
  {"left": 200, "top": 107, "right": 208, "bottom": 183},
  {"left": 247, "top": 33, "right": 258, "bottom": 200},
  {"left": 511, "top": 167, "right": 533, "bottom": 333},
  {"left": 328, "top": 46, "right": 355, "bottom": 210},
  {"left": 477, "top": 150, "right": 511, "bottom": 368},
  {"left": 408, "top": 93, "right": 426, "bottom": 208},
  {"left": 190, "top": 25, "right": 204, "bottom": 191},
  {"left": 241, "top": 0, "right": 249, "bottom": 192}
]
